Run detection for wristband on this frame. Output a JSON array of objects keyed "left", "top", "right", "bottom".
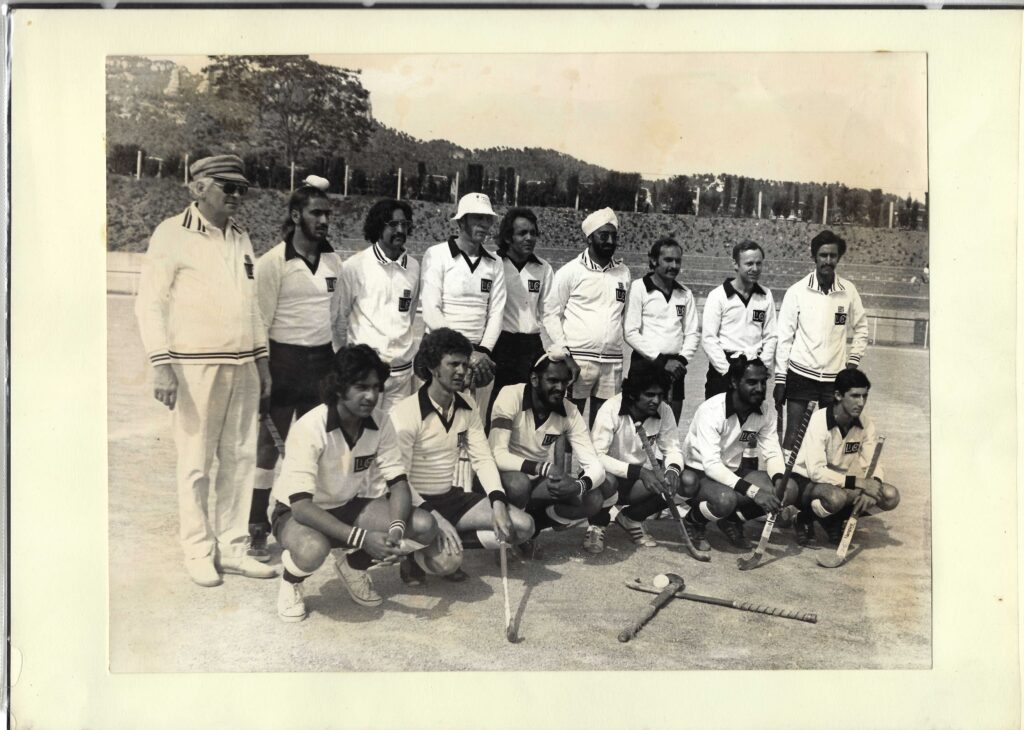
[
  {"left": 575, "top": 479, "right": 587, "bottom": 499},
  {"left": 665, "top": 465, "right": 681, "bottom": 478},
  {"left": 745, "top": 485, "right": 760, "bottom": 500},
  {"left": 388, "top": 520, "right": 406, "bottom": 540},
  {"left": 539, "top": 462, "right": 552, "bottom": 478},
  {"left": 844, "top": 475, "right": 857, "bottom": 489},
  {"left": 347, "top": 526, "right": 367, "bottom": 549},
  {"left": 488, "top": 491, "right": 510, "bottom": 507}
]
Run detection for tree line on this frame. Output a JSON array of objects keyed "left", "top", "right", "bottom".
[{"left": 106, "top": 55, "right": 926, "bottom": 229}]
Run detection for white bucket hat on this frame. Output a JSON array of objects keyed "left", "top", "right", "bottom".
[
  {"left": 452, "top": 192, "right": 498, "bottom": 221},
  {"left": 582, "top": 207, "right": 619, "bottom": 237}
]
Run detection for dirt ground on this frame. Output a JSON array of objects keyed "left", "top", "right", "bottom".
[{"left": 107, "top": 293, "right": 930, "bottom": 673}]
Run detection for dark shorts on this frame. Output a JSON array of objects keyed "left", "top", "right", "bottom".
[
  {"left": 783, "top": 371, "right": 835, "bottom": 408},
  {"left": 630, "top": 351, "right": 685, "bottom": 402},
  {"left": 268, "top": 340, "right": 335, "bottom": 413},
  {"left": 270, "top": 496, "right": 375, "bottom": 548},
  {"left": 491, "top": 332, "right": 545, "bottom": 389},
  {"left": 420, "top": 487, "right": 486, "bottom": 527},
  {"left": 704, "top": 362, "right": 733, "bottom": 399}
]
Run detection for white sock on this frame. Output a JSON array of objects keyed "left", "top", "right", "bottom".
[
  {"left": 255, "top": 467, "right": 275, "bottom": 491},
  {"left": 699, "top": 501, "right": 721, "bottom": 522},
  {"left": 811, "top": 499, "right": 833, "bottom": 519},
  {"left": 281, "top": 550, "right": 314, "bottom": 578}
]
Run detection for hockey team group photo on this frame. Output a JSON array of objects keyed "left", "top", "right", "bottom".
[{"left": 106, "top": 51, "right": 931, "bottom": 672}]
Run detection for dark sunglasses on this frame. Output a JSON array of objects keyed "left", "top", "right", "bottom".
[
  {"left": 386, "top": 220, "right": 414, "bottom": 232},
  {"left": 212, "top": 180, "right": 249, "bottom": 196}
]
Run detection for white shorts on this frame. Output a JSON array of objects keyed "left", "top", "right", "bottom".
[
  {"left": 572, "top": 360, "right": 623, "bottom": 400},
  {"left": 376, "top": 362, "right": 416, "bottom": 415}
]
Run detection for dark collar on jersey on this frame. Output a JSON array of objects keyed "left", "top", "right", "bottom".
[
  {"left": 417, "top": 383, "right": 471, "bottom": 422},
  {"left": 324, "top": 402, "right": 379, "bottom": 434},
  {"left": 499, "top": 249, "right": 542, "bottom": 271},
  {"left": 522, "top": 383, "right": 567, "bottom": 417},
  {"left": 642, "top": 273, "right": 684, "bottom": 301},
  {"left": 825, "top": 403, "right": 863, "bottom": 431},
  {"left": 284, "top": 234, "right": 334, "bottom": 273},
  {"left": 448, "top": 237, "right": 495, "bottom": 262},
  {"left": 724, "top": 391, "right": 763, "bottom": 423},
  {"left": 723, "top": 278, "right": 766, "bottom": 298},
  {"left": 372, "top": 242, "right": 409, "bottom": 269}
]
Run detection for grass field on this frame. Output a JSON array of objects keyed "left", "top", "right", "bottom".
[{"left": 107, "top": 293, "right": 930, "bottom": 672}]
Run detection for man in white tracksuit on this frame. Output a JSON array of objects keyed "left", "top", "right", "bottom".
[
  {"left": 774, "top": 230, "right": 869, "bottom": 451},
  {"left": 135, "top": 154, "right": 276, "bottom": 587}
]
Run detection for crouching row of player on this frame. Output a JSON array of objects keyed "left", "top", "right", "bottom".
[{"left": 272, "top": 327, "right": 900, "bottom": 623}]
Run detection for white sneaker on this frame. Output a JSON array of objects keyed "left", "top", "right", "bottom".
[
  {"left": 218, "top": 553, "right": 277, "bottom": 579},
  {"left": 334, "top": 557, "right": 383, "bottom": 607},
  {"left": 185, "top": 555, "right": 222, "bottom": 587},
  {"left": 277, "top": 578, "right": 306, "bottom": 623}
]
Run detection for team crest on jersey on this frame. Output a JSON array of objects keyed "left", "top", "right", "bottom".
[
  {"left": 353, "top": 454, "right": 376, "bottom": 472},
  {"left": 398, "top": 289, "right": 412, "bottom": 313},
  {"left": 615, "top": 283, "right": 626, "bottom": 303},
  {"left": 541, "top": 433, "right": 559, "bottom": 446},
  {"left": 528, "top": 279, "right": 541, "bottom": 293},
  {"left": 481, "top": 278, "right": 493, "bottom": 293},
  {"left": 325, "top": 276, "right": 337, "bottom": 293},
  {"left": 835, "top": 311, "right": 848, "bottom": 325},
  {"left": 739, "top": 430, "right": 757, "bottom": 444},
  {"left": 675, "top": 304, "right": 685, "bottom": 317},
  {"left": 243, "top": 254, "right": 254, "bottom": 279},
  {"left": 844, "top": 442, "right": 861, "bottom": 454},
  {"left": 752, "top": 309, "right": 766, "bottom": 323}
]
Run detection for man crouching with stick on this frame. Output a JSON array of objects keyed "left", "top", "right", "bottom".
[
  {"left": 679, "top": 356, "right": 799, "bottom": 551},
  {"left": 270, "top": 345, "right": 450, "bottom": 622},
  {"left": 378, "top": 328, "right": 535, "bottom": 585},
  {"left": 589, "top": 359, "right": 685, "bottom": 552},
  {"left": 489, "top": 355, "right": 606, "bottom": 555}
]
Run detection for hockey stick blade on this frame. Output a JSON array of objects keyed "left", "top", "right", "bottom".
[
  {"left": 633, "top": 422, "right": 710, "bottom": 562},
  {"left": 737, "top": 402, "right": 817, "bottom": 571},
  {"left": 816, "top": 436, "right": 885, "bottom": 569}
]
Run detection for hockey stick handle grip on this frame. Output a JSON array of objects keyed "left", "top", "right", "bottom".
[
  {"left": 731, "top": 600, "right": 818, "bottom": 624},
  {"left": 864, "top": 436, "right": 886, "bottom": 480},
  {"left": 678, "top": 591, "right": 818, "bottom": 624}
]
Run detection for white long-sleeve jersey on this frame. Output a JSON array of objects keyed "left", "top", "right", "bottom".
[
  {"left": 334, "top": 243, "right": 421, "bottom": 367},
  {"left": 420, "top": 238, "right": 507, "bottom": 352},
  {"left": 591, "top": 393, "right": 684, "bottom": 482},
  {"left": 623, "top": 274, "right": 700, "bottom": 363},
  {"left": 255, "top": 238, "right": 343, "bottom": 347},
  {"left": 682, "top": 393, "right": 786, "bottom": 490},
  {"left": 701, "top": 279, "right": 778, "bottom": 375},
  {"left": 775, "top": 271, "right": 868, "bottom": 384},
  {"left": 488, "top": 383, "right": 605, "bottom": 489},
  {"left": 498, "top": 253, "right": 567, "bottom": 357},
  {"left": 793, "top": 405, "right": 886, "bottom": 485}
]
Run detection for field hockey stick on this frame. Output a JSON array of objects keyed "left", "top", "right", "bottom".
[
  {"left": 263, "top": 415, "right": 286, "bottom": 457},
  {"left": 634, "top": 422, "right": 710, "bottom": 562},
  {"left": 618, "top": 574, "right": 685, "bottom": 642},
  {"left": 818, "top": 436, "right": 886, "bottom": 569},
  {"left": 625, "top": 577, "right": 817, "bottom": 624},
  {"left": 499, "top": 542, "right": 515, "bottom": 642},
  {"left": 737, "top": 401, "right": 817, "bottom": 571}
]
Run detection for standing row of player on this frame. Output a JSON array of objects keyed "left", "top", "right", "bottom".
[{"left": 135, "top": 155, "right": 900, "bottom": 624}]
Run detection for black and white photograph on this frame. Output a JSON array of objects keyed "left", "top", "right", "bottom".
[
  {"left": 8, "top": 8, "right": 1021, "bottom": 730},
  {"left": 105, "top": 50, "right": 930, "bottom": 672}
]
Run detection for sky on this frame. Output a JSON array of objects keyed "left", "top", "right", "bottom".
[{"left": 154, "top": 53, "right": 928, "bottom": 198}]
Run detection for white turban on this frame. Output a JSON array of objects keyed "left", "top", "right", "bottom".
[{"left": 582, "top": 207, "right": 619, "bottom": 237}]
